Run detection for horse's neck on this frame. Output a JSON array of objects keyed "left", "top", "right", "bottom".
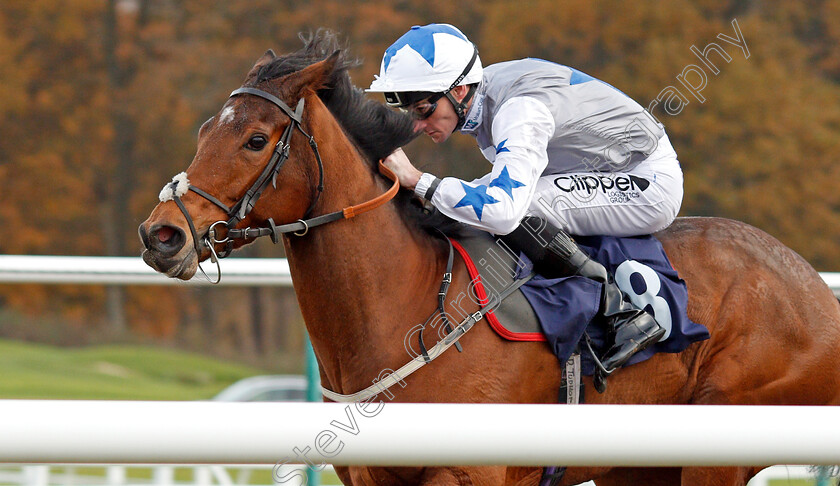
[{"left": 283, "top": 121, "right": 445, "bottom": 394}]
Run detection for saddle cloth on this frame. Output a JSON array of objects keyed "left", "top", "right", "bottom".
[{"left": 453, "top": 230, "right": 710, "bottom": 375}]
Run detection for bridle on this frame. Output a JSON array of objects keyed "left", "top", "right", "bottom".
[{"left": 163, "top": 86, "right": 400, "bottom": 283}]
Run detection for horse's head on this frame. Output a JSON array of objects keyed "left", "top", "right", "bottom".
[{"left": 139, "top": 48, "right": 340, "bottom": 280}]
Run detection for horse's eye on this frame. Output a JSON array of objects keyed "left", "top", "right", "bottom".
[{"left": 245, "top": 135, "right": 268, "bottom": 151}]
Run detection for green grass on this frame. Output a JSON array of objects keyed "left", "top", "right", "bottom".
[
  {"left": 6, "top": 465, "right": 344, "bottom": 485},
  {"left": 0, "top": 339, "right": 349, "bottom": 484},
  {"left": 768, "top": 481, "right": 832, "bottom": 486},
  {"left": 0, "top": 338, "right": 267, "bottom": 400}
]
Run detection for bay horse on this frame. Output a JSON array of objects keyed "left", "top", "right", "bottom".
[{"left": 139, "top": 32, "right": 840, "bottom": 486}]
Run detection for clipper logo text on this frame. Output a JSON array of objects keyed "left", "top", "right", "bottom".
[{"left": 554, "top": 174, "right": 650, "bottom": 194}]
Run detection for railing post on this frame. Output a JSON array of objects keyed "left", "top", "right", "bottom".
[
  {"left": 305, "top": 335, "right": 322, "bottom": 486},
  {"left": 815, "top": 465, "right": 833, "bottom": 486}
]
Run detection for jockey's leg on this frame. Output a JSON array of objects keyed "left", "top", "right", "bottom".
[{"left": 501, "top": 216, "right": 665, "bottom": 374}]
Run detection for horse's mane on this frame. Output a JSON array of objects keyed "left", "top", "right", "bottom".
[{"left": 253, "top": 30, "right": 465, "bottom": 237}]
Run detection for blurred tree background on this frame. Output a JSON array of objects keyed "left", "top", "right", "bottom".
[{"left": 1, "top": 0, "right": 839, "bottom": 370}]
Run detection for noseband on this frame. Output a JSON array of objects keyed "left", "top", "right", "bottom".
[{"left": 163, "top": 87, "right": 400, "bottom": 283}]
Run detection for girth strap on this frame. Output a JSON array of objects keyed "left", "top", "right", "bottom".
[{"left": 418, "top": 234, "right": 460, "bottom": 361}]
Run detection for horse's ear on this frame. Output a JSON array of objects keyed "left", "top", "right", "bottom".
[
  {"left": 243, "top": 49, "right": 277, "bottom": 83},
  {"left": 282, "top": 50, "right": 341, "bottom": 99}
]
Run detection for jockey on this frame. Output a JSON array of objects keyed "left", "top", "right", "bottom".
[{"left": 368, "top": 24, "right": 683, "bottom": 375}]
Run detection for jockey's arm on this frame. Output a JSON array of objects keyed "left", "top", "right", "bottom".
[{"left": 415, "top": 96, "right": 555, "bottom": 235}]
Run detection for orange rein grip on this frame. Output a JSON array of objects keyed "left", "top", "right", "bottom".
[{"left": 341, "top": 161, "right": 401, "bottom": 219}]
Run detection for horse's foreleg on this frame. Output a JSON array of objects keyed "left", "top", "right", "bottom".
[
  {"left": 680, "top": 466, "right": 759, "bottom": 486},
  {"left": 592, "top": 467, "right": 681, "bottom": 485},
  {"left": 419, "top": 467, "right": 506, "bottom": 485},
  {"left": 504, "top": 466, "right": 543, "bottom": 485},
  {"left": 333, "top": 465, "right": 352, "bottom": 485}
]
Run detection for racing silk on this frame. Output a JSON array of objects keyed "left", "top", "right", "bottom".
[{"left": 415, "top": 58, "right": 666, "bottom": 235}]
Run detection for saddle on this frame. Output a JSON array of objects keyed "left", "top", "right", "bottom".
[{"left": 453, "top": 229, "right": 709, "bottom": 376}]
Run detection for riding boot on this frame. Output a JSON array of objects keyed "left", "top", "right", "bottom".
[{"left": 503, "top": 217, "right": 665, "bottom": 374}]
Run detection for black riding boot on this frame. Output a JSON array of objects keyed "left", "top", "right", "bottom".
[{"left": 502, "top": 217, "right": 665, "bottom": 374}]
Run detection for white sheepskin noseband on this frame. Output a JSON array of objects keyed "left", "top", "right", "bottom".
[{"left": 159, "top": 172, "right": 190, "bottom": 202}]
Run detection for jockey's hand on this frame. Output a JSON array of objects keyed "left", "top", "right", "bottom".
[{"left": 383, "top": 148, "right": 422, "bottom": 191}]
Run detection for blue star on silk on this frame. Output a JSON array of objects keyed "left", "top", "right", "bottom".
[
  {"left": 454, "top": 182, "right": 499, "bottom": 220},
  {"left": 495, "top": 138, "right": 511, "bottom": 154},
  {"left": 383, "top": 24, "right": 467, "bottom": 71},
  {"left": 489, "top": 166, "right": 525, "bottom": 199}
]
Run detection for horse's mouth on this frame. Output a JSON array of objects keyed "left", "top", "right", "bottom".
[{"left": 142, "top": 247, "right": 198, "bottom": 281}]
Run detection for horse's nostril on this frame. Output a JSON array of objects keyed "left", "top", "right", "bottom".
[
  {"left": 147, "top": 225, "right": 186, "bottom": 257},
  {"left": 157, "top": 226, "right": 175, "bottom": 243}
]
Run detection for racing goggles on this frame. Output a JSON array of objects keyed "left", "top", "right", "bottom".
[{"left": 384, "top": 91, "right": 446, "bottom": 120}]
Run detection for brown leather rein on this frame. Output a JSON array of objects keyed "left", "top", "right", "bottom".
[{"left": 162, "top": 87, "right": 400, "bottom": 283}]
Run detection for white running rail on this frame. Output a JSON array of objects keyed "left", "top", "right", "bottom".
[
  {"left": 0, "top": 256, "right": 292, "bottom": 286},
  {"left": 1, "top": 256, "right": 838, "bottom": 297},
  {"left": 0, "top": 401, "right": 838, "bottom": 466},
  {"left": 0, "top": 464, "right": 827, "bottom": 485}
]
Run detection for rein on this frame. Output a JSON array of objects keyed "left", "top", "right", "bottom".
[{"left": 163, "top": 87, "right": 400, "bottom": 283}]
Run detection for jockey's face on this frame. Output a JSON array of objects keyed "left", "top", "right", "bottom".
[{"left": 412, "top": 85, "right": 471, "bottom": 144}]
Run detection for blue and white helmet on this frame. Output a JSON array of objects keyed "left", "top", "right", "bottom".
[{"left": 368, "top": 24, "right": 483, "bottom": 101}]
